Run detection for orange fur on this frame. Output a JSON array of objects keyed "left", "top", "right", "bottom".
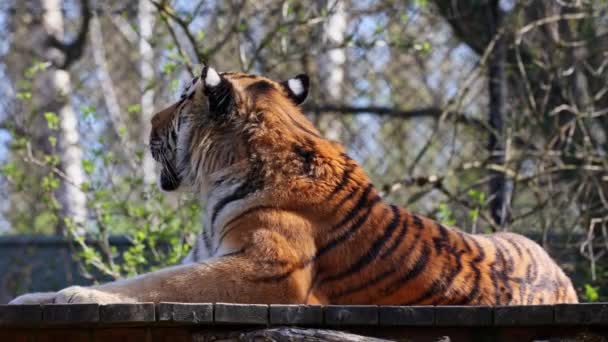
[{"left": 9, "top": 69, "right": 577, "bottom": 305}]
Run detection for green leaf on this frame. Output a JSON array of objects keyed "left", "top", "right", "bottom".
[
  {"left": 196, "top": 30, "right": 206, "bottom": 41},
  {"left": 437, "top": 203, "right": 456, "bottom": 226},
  {"left": 162, "top": 62, "right": 177, "bottom": 75},
  {"left": 48, "top": 136, "right": 57, "bottom": 147},
  {"left": 44, "top": 155, "right": 60, "bottom": 166},
  {"left": 127, "top": 104, "right": 142, "bottom": 114},
  {"left": 42, "top": 175, "right": 60, "bottom": 191},
  {"left": 16, "top": 92, "right": 32, "bottom": 101},
  {"left": 44, "top": 112, "right": 60, "bottom": 130},
  {"left": 81, "top": 105, "right": 96, "bottom": 119},
  {"left": 585, "top": 284, "right": 599, "bottom": 302},
  {"left": 82, "top": 159, "right": 95, "bottom": 175}
]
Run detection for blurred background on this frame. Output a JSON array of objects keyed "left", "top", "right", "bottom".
[{"left": 0, "top": 0, "right": 607, "bottom": 303}]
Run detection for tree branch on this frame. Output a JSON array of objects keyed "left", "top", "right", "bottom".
[
  {"left": 46, "top": 0, "right": 92, "bottom": 69},
  {"left": 304, "top": 104, "right": 488, "bottom": 129}
]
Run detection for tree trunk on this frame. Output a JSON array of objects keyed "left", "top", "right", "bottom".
[
  {"left": 42, "top": 0, "right": 88, "bottom": 232},
  {"left": 139, "top": 0, "right": 156, "bottom": 184},
  {"left": 486, "top": 1, "right": 511, "bottom": 228},
  {"left": 318, "top": 0, "right": 347, "bottom": 140},
  {"left": 89, "top": 12, "right": 132, "bottom": 156}
]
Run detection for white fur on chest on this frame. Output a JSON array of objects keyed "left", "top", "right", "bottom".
[{"left": 183, "top": 180, "right": 260, "bottom": 263}]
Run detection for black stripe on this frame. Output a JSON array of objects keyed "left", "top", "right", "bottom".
[
  {"left": 503, "top": 235, "right": 523, "bottom": 258},
  {"left": 332, "top": 186, "right": 358, "bottom": 214},
  {"left": 326, "top": 155, "right": 355, "bottom": 201},
  {"left": 406, "top": 233, "right": 465, "bottom": 305},
  {"left": 490, "top": 236, "right": 517, "bottom": 304},
  {"left": 471, "top": 236, "right": 486, "bottom": 263},
  {"left": 491, "top": 237, "right": 508, "bottom": 304},
  {"left": 455, "top": 230, "right": 473, "bottom": 253},
  {"left": 523, "top": 244, "right": 539, "bottom": 304},
  {"left": 380, "top": 242, "right": 431, "bottom": 298},
  {"left": 380, "top": 214, "right": 409, "bottom": 259},
  {"left": 332, "top": 230, "right": 421, "bottom": 300},
  {"left": 432, "top": 223, "right": 450, "bottom": 254},
  {"left": 555, "top": 275, "right": 566, "bottom": 303},
  {"left": 455, "top": 235, "right": 485, "bottom": 304},
  {"left": 409, "top": 260, "right": 463, "bottom": 305},
  {"left": 494, "top": 237, "right": 515, "bottom": 274},
  {"left": 412, "top": 215, "right": 424, "bottom": 229},
  {"left": 211, "top": 163, "right": 264, "bottom": 225},
  {"left": 321, "top": 205, "right": 400, "bottom": 284},
  {"left": 330, "top": 184, "right": 374, "bottom": 232},
  {"left": 319, "top": 195, "right": 382, "bottom": 255},
  {"left": 253, "top": 194, "right": 381, "bottom": 284}
]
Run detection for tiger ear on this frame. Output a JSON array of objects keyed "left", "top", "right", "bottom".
[
  {"left": 201, "top": 66, "right": 233, "bottom": 114},
  {"left": 281, "top": 74, "right": 309, "bottom": 105}
]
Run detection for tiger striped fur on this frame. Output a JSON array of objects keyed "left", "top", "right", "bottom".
[{"left": 9, "top": 67, "right": 577, "bottom": 305}]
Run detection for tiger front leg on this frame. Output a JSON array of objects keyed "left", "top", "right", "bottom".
[{"left": 9, "top": 252, "right": 312, "bottom": 304}]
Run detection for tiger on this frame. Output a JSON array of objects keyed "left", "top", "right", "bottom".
[{"left": 10, "top": 66, "right": 577, "bottom": 305}]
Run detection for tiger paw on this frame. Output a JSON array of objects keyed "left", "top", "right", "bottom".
[
  {"left": 8, "top": 291, "right": 57, "bottom": 305},
  {"left": 9, "top": 286, "right": 136, "bottom": 304},
  {"left": 53, "top": 286, "right": 136, "bottom": 304}
]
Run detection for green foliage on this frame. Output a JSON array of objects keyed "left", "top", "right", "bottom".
[
  {"left": 0, "top": 61, "right": 202, "bottom": 280},
  {"left": 127, "top": 104, "right": 142, "bottom": 114},
  {"left": 81, "top": 105, "right": 96, "bottom": 119},
  {"left": 65, "top": 160, "right": 201, "bottom": 280},
  {"left": 437, "top": 203, "right": 456, "bottom": 226},
  {"left": 44, "top": 112, "right": 60, "bottom": 130},
  {"left": 584, "top": 284, "right": 599, "bottom": 302}
]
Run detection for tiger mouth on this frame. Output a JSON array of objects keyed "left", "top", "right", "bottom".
[
  {"left": 159, "top": 162, "right": 181, "bottom": 191},
  {"left": 150, "top": 145, "right": 182, "bottom": 191}
]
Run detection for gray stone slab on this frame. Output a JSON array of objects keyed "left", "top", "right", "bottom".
[
  {"left": 269, "top": 305, "right": 323, "bottom": 325},
  {"left": 379, "top": 306, "right": 434, "bottom": 326},
  {"left": 434, "top": 306, "right": 493, "bottom": 327},
  {"left": 324, "top": 305, "right": 378, "bottom": 326},
  {"left": 43, "top": 304, "right": 99, "bottom": 323},
  {"left": 554, "top": 303, "right": 608, "bottom": 325},
  {"left": 494, "top": 305, "right": 553, "bottom": 326},
  {"left": 157, "top": 302, "right": 213, "bottom": 324},
  {"left": 214, "top": 303, "right": 268, "bottom": 325},
  {"left": 99, "top": 303, "right": 155, "bottom": 323},
  {"left": 0, "top": 305, "right": 42, "bottom": 325}
]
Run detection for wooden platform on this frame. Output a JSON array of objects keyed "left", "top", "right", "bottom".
[{"left": 1, "top": 303, "right": 607, "bottom": 341}]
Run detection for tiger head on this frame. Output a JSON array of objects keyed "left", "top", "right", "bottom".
[{"left": 149, "top": 66, "right": 344, "bottom": 198}]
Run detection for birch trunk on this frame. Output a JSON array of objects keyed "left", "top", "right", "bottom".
[
  {"left": 42, "top": 0, "right": 88, "bottom": 230},
  {"left": 89, "top": 13, "right": 132, "bottom": 155},
  {"left": 139, "top": 0, "right": 156, "bottom": 184},
  {"left": 319, "top": 0, "right": 347, "bottom": 140}
]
